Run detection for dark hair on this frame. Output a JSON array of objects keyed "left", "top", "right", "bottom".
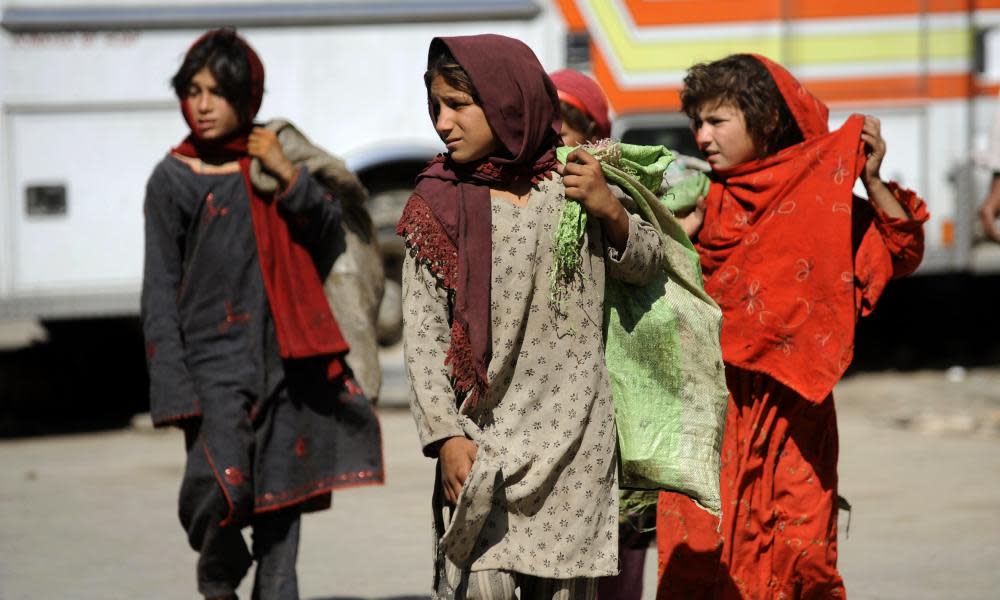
[
  {"left": 425, "top": 42, "right": 478, "bottom": 100},
  {"left": 681, "top": 54, "right": 803, "bottom": 157},
  {"left": 171, "top": 28, "right": 254, "bottom": 123},
  {"left": 560, "top": 101, "right": 598, "bottom": 141}
]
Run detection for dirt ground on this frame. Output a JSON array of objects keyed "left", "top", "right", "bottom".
[
  {"left": 0, "top": 365, "right": 997, "bottom": 599},
  {"left": 836, "top": 367, "right": 1000, "bottom": 438},
  {"left": 834, "top": 369, "right": 1000, "bottom": 599}
]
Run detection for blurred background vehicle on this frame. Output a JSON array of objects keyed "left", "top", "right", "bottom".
[{"left": 2, "top": 0, "right": 999, "bottom": 430}]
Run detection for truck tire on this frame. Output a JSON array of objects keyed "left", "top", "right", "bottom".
[{"left": 364, "top": 164, "right": 425, "bottom": 346}]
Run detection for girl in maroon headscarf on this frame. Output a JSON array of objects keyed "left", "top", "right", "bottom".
[
  {"left": 141, "top": 29, "right": 383, "bottom": 600},
  {"left": 655, "top": 54, "right": 927, "bottom": 600},
  {"left": 397, "top": 35, "right": 666, "bottom": 599}
]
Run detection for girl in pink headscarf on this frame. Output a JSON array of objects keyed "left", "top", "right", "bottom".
[{"left": 550, "top": 68, "right": 613, "bottom": 146}]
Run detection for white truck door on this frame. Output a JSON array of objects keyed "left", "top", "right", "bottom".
[{"left": 4, "top": 105, "right": 184, "bottom": 318}]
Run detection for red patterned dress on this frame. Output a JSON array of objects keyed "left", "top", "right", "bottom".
[{"left": 655, "top": 55, "right": 928, "bottom": 600}]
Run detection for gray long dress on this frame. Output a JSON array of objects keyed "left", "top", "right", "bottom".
[{"left": 141, "top": 155, "right": 383, "bottom": 533}]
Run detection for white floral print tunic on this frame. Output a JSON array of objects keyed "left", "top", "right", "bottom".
[{"left": 402, "top": 176, "right": 664, "bottom": 579}]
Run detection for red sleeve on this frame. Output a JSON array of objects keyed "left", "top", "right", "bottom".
[{"left": 853, "top": 183, "right": 929, "bottom": 316}]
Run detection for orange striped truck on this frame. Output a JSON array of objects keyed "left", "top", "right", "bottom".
[
  {"left": 0, "top": 0, "right": 997, "bottom": 339},
  {"left": 556, "top": 0, "right": 1000, "bottom": 273}
]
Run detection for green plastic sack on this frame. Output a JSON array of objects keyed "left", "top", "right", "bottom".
[{"left": 555, "top": 143, "right": 727, "bottom": 515}]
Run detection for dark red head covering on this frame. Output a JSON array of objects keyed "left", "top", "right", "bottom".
[
  {"left": 173, "top": 29, "right": 265, "bottom": 164},
  {"left": 695, "top": 54, "right": 870, "bottom": 402},
  {"left": 397, "top": 34, "right": 560, "bottom": 407},
  {"left": 172, "top": 29, "right": 349, "bottom": 379},
  {"left": 751, "top": 54, "right": 829, "bottom": 141},
  {"left": 549, "top": 68, "right": 612, "bottom": 139},
  {"left": 426, "top": 35, "right": 561, "bottom": 169}
]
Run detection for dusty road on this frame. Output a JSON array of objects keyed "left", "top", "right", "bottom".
[{"left": 1, "top": 367, "right": 998, "bottom": 599}]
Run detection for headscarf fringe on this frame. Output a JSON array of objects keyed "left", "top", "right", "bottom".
[
  {"left": 396, "top": 194, "right": 459, "bottom": 289},
  {"left": 444, "top": 320, "right": 486, "bottom": 409},
  {"left": 396, "top": 194, "right": 485, "bottom": 408}
]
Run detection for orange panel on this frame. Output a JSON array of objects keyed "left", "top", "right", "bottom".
[
  {"left": 790, "top": 0, "right": 914, "bottom": 19},
  {"left": 927, "top": 0, "right": 972, "bottom": 10},
  {"left": 592, "top": 46, "right": 681, "bottom": 113},
  {"left": 596, "top": 49, "right": 976, "bottom": 113},
  {"left": 801, "top": 73, "right": 972, "bottom": 102},
  {"left": 622, "top": 0, "right": 782, "bottom": 26},
  {"left": 554, "top": 0, "right": 587, "bottom": 32},
  {"left": 789, "top": 0, "right": 970, "bottom": 18},
  {"left": 929, "top": 0, "right": 973, "bottom": 10},
  {"left": 622, "top": 0, "right": 973, "bottom": 25},
  {"left": 806, "top": 78, "right": 917, "bottom": 102},
  {"left": 974, "top": 0, "right": 1000, "bottom": 10},
  {"left": 927, "top": 73, "right": 974, "bottom": 98},
  {"left": 976, "top": 81, "right": 1000, "bottom": 97},
  {"left": 941, "top": 220, "right": 955, "bottom": 247}
]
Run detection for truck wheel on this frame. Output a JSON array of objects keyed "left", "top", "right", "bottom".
[
  {"left": 369, "top": 186, "right": 414, "bottom": 347},
  {"left": 377, "top": 279, "right": 404, "bottom": 346},
  {"left": 360, "top": 159, "right": 429, "bottom": 347}
]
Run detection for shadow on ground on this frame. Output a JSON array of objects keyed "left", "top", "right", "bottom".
[
  {"left": 3, "top": 275, "right": 999, "bottom": 437},
  {"left": 0, "top": 318, "right": 148, "bottom": 437},
  {"left": 849, "top": 274, "right": 1000, "bottom": 373},
  {"left": 309, "top": 596, "right": 431, "bottom": 600}
]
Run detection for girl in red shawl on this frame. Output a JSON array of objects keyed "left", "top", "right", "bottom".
[
  {"left": 397, "top": 35, "right": 665, "bottom": 599},
  {"left": 142, "top": 29, "right": 382, "bottom": 600},
  {"left": 655, "top": 54, "right": 928, "bottom": 599}
]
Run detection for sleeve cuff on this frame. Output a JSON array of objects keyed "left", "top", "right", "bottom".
[
  {"left": 870, "top": 181, "right": 929, "bottom": 226},
  {"left": 273, "top": 165, "right": 307, "bottom": 203},
  {"left": 607, "top": 213, "right": 641, "bottom": 265},
  {"left": 422, "top": 430, "right": 467, "bottom": 458}
]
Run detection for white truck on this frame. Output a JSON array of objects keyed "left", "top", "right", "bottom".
[
  {"left": 0, "top": 0, "right": 568, "bottom": 336},
  {"left": 1, "top": 0, "right": 998, "bottom": 347}
]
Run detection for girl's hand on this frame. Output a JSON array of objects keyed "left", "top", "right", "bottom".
[
  {"left": 979, "top": 175, "right": 1000, "bottom": 243},
  {"left": 560, "top": 149, "right": 630, "bottom": 250},
  {"left": 678, "top": 195, "right": 707, "bottom": 239},
  {"left": 860, "top": 115, "right": 886, "bottom": 191},
  {"left": 859, "top": 115, "right": 909, "bottom": 219},
  {"left": 559, "top": 149, "right": 621, "bottom": 220},
  {"left": 439, "top": 436, "right": 477, "bottom": 505},
  {"left": 248, "top": 128, "right": 297, "bottom": 187}
]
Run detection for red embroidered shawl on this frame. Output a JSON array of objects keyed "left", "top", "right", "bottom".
[{"left": 696, "top": 55, "right": 870, "bottom": 402}]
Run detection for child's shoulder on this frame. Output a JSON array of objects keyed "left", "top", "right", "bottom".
[
  {"left": 531, "top": 172, "right": 567, "bottom": 212},
  {"left": 537, "top": 171, "right": 564, "bottom": 195},
  {"left": 148, "top": 153, "right": 184, "bottom": 183}
]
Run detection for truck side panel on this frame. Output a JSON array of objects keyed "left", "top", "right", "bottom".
[{"left": 4, "top": 105, "right": 184, "bottom": 317}]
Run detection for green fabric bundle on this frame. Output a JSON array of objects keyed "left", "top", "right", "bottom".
[{"left": 554, "top": 142, "right": 727, "bottom": 515}]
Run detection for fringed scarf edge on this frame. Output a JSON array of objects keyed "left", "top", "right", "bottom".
[{"left": 396, "top": 194, "right": 487, "bottom": 407}]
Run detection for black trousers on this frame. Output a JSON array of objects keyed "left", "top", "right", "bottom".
[{"left": 181, "top": 424, "right": 301, "bottom": 600}]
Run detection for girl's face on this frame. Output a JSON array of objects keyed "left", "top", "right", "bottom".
[
  {"left": 691, "top": 102, "right": 758, "bottom": 170},
  {"left": 430, "top": 74, "right": 499, "bottom": 164},
  {"left": 184, "top": 66, "right": 241, "bottom": 140},
  {"left": 559, "top": 121, "right": 590, "bottom": 147}
]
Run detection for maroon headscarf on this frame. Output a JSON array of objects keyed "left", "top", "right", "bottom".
[
  {"left": 172, "top": 29, "right": 349, "bottom": 379},
  {"left": 549, "top": 68, "right": 612, "bottom": 139},
  {"left": 397, "top": 34, "right": 561, "bottom": 407},
  {"left": 172, "top": 29, "right": 264, "bottom": 164}
]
